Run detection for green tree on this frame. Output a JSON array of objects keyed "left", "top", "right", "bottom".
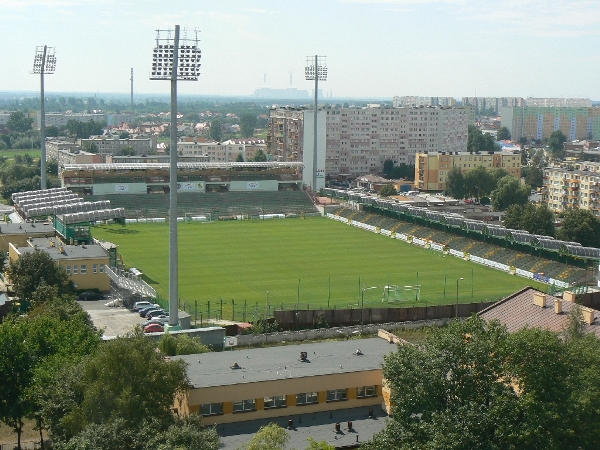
[
  {"left": 7, "top": 250, "right": 73, "bottom": 307},
  {"left": 443, "top": 165, "right": 466, "bottom": 199},
  {"left": 490, "top": 175, "right": 530, "bottom": 211},
  {"left": 82, "top": 142, "right": 98, "bottom": 154},
  {"left": 118, "top": 145, "right": 136, "bottom": 156},
  {"left": 556, "top": 209, "right": 600, "bottom": 247},
  {"left": 383, "top": 159, "right": 394, "bottom": 177},
  {"left": 6, "top": 111, "right": 33, "bottom": 133},
  {"left": 176, "top": 334, "right": 210, "bottom": 355},
  {"left": 238, "top": 423, "right": 289, "bottom": 450},
  {"left": 236, "top": 152, "right": 244, "bottom": 162},
  {"left": 305, "top": 438, "right": 335, "bottom": 449},
  {"left": 365, "top": 315, "right": 600, "bottom": 450},
  {"left": 252, "top": 149, "right": 267, "bottom": 162},
  {"left": 45, "top": 125, "right": 60, "bottom": 137},
  {"left": 496, "top": 126, "right": 511, "bottom": 141},
  {"left": 467, "top": 125, "right": 485, "bottom": 154},
  {"left": 240, "top": 113, "right": 257, "bottom": 138},
  {"left": 464, "top": 166, "right": 495, "bottom": 200},
  {"left": 118, "top": 131, "right": 130, "bottom": 139},
  {"left": 548, "top": 130, "right": 567, "bottom": 160},
  {"left": 503, "top": 203, "right": 555, "bottom": 236},
  {"left": 522, "top": 165, "right": 543, "bottom": 189},
  {"left": 145, "top": 414, "right": 219, "bottom": 450},
  {"left": 209, "top": 120, "right": 222, "bottom": 142},
  {"left": 379, "top": 183, "right": 397, "bottom": 197}
]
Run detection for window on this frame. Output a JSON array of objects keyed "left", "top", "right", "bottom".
[
  {"left": 66, "top": 265, "right": 71, "bottom": 275},
  {"left": 264, "top": 395, "right": 286, "bottom": 409},
  {"left": 93, "top": 264, "right": 98, "bottom": 274},
  {"left": 357, "top": 386, "right": 377, "bottom": 398},
  {"left": 80, "top": 265, "right": 87, "bottom": 274},
  {"left": 100, "top": 264, "right": 105, "bottom": 273},
  {"left": 327, "top": 389, "right": 348, "bottom": 402},
  {"left": 233, "top": 399, "right": 255, "bottom": 413},
  {"left": 200, "top": 402, "right": 223, "bottom": 416},
  {"left": 73, "top": 265, "right": 78, "bottom": 275},
  {"left": 296, "top": 392, "right": 318, "bottom": 405}
]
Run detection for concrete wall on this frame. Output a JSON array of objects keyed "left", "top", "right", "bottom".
[
  {"left": 229, "top": 180, "right": 279, "bottom": 191},
  {"left": 93, "top": 183, "right": 147, "bottom": 195}
]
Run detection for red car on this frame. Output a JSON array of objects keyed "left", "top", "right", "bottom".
[{"left": 144, "top": 323, "right": 164, "bottom": 333}]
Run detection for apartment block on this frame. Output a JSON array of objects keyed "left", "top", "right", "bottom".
[
  {"left": 462, "top": 97, "right": 526, "bottom": 115},
  {"left": 526, "top": 98, "right": 592, "bottom": 108},
  {"left": 416, "top": 151, "right": 521, "bottom": 191},
  {"left": 177, "top": 139, "right": 266, "bottom": 162},
  {"left": 543, "top": 163, "right": 600, "bottom": 215},
  {"left": 501, "top": 107, "right": 600, "bottom": 142},
  {"left": 392, "top": 96, "right": 456, "bottom": 108},
  {"left": 268, "top": 106, "right": 471, "bottom": 179},
  {"left": 35, "top": 112, "right": 107, "bottom": 129},
  {"left": 80, "top": 135, "right": 157, "bottom": 157}
]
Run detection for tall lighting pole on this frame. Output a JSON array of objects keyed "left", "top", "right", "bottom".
[
  {"left": 31, "top": 46, "right": 56, "bottom": 190},
  {"left": 455, "top": 277, "right": 464, "bottom": 318},
  {"left": 150, "top": 26, "right": 201, "bottom": 329},
  {"left": 305, "top": 56, "right": 327, "bottom": 192}
]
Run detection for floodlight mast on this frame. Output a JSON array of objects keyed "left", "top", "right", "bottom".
[
  {"left": 150, "top": 25, "right": 201, "bottom": 329},
  {"left": 32, "top": 45, "right": 56, "bottom": 190},
  {"left": 305, "top": 56, "right": 327, "bottom": 192}
]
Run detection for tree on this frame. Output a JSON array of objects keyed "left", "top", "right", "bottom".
[
  {"left": 503, "top": 203, "right": 555, "bottom": 236},
  {"left": 7, "top": 250, "right": 72, "bottom": 307},
  {"left": 118, "top": 131, "right": 130, "bottom": 139},
  {"left": 305, "top": 438, "right": 335, "bottom": 449},
  {"left": 118, "top": 145, "right": 136, "bottom": 156},
  {"left": 45, "top": 125, "right": 60, "bottom": 137},
  {"left": 490, "top": 175, "right": 530, "bottom": 211},
  {"left": 252, "top": 149, "right": 267, "bottom": 162},
  {"left": 379, "top": 183, "right": 397, "bottom": 197},
  {"left": 548, "top": 130, "right": 567, "bottom": 160},
  {"left": 522, "top": 165, "right": 543, "bottom": 189},
  {"left": 239, "top": 113, "right": 257, "bottom": 138},
  {"left": 444, "top": 165, "right": 466, "bottom": 199},
  {"left": 144, "top": 414, "right": 220, "bottom": 450},
  {"left": 238, "top": 423, "right": 289, "bottom": 450},
  {"left": 365, "top": 315, "right": 600, "bottom": 450},
  {"left": 467, "top": 125, "right": 485, "bottom": 154},
  {"left": 383, "top": 159, "right": 394, "bottom": 177},
  {"left": 6, "top": 111, "right": 33, "bottom": 133},
  {"left": 82, "top": 142, "right": 98, "bottom": 154},
  {"left": 496, "top": 126, "right": 511, "bottom": 141},
  {"left": 40, "top": 329, "right": 188, "bottom": 443},
  {"left": 236, "top": 152, "right": 244, "bottom": 162},
  {"left": 557, "top": 209, "right": 600, "bottom": 247},
  {"left": 209, "top": 120, "right": 222, "bottom": 142},
  {"left": 464, "top": 166, "right": 495, "bottom": 200}
]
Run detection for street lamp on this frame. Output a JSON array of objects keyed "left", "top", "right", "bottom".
[
  {"left": 265, "top": 290, "right": 270, "bottom": 343},
  {"left": 31, "top": 45, "right": 56, "bottom": 190},
  {"left": 150, "top": 26, "right": 201, "bottom": 330},
  {"left": 305, "top": 55, "right": 327, "bottom": 192},
  {"left": 361, "top": 285, "right": 378, "bottom": 334},
  {"left": 455, "top": 278, "right": 464, "bottom": 318}
]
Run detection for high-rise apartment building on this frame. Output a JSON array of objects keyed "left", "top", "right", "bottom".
[
  {"left": 543, "top": 163, "right": 600, "bottom": 215},
  {"left": 526, "top": 98, "right": 592, "bottom": 108},
  {"left": 461, "top": 97, "right": 525, "bottom": 115},
  {"left": 392, "top": 96, "right": 456, "bottom": 107},
  {"left": 267, "top": 106, "right": 471, "bottom": 179},
  {"left": 416, "top": 151, "right": 521, "bottom": 191},
  {"left": 501, "top": 107, "right": 600, "bottom": 142}
]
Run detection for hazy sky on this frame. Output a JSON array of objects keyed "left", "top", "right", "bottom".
[{"left": 1, "top": 0, "right": 600, "bottom": 100}]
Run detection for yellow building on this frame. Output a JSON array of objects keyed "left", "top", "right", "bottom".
[
  {"left": 173, "top": 337, "right": 394, "bottom": 426},
  {"left": 0, "top": 222, "right": 56, "bottom": 252},
  {"left": 542, "top": 164, "right": 600, "bottom": 215},
  {"left": 8, "top": 237, "right": 111, "bottom": 292},
  {"left": 415, "top": 151, "right": 522, "bottom": 191}
]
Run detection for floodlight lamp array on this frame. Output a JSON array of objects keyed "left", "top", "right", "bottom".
[
  {"left": 150, "top": 29, "right": 201, "bottom": 81},
  {"left": 32, "top": 46, "right": 56, "bottom": 74},
  {"left": 304, "top": 56, "right": 327, "bottom": 81}
]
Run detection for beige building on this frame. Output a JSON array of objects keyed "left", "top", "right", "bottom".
[
  {"left": 8, "top": 237, "right": 111, "bottom": 292},
  {"left": 266, "top": 109, "right": 304, "bottom": 162},
  {"left": 177, "top": 139, "right": 267, "bottom": 162},
  {"left": 416, "top": 151, "right": 522, "bottom": 191},
  {"left": 36, "top": 112, "right": 107, "bottom": 129},
  {"left": 174, "top": 337, "right": 394, "bottom": 425},
  {"left": 542, "top": 163, "right": 600, "bottom": 215},
  {"left": 81, "top": 135, "right": 157, "bottom": 157},
  {"left": 0, "top": 223, "right": 56, "bottom": 252}
]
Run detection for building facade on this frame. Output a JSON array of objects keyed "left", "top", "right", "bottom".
[
  {"left": 525, "top": 98, "right": 592, "bottom": 108},
  {"left": 35, "top": 113, "right": 107, "bottom": 129},
  {"left": 392, "top": 96, "right": 456, "bottom": 108},
  {"left": 268, "top": 106, "right": 472, "bottom": 180},
  {"left": 543, "top": 163, "right": 600, "bottom": 215},
  {"left": 501, "top": 107, "right": 600, "bottom": 142},
  {"left": 80, "top": 135, "right": 157, "bottom": 157},
  {"left": 416, "top": 151, "right": 522, "bottom": 191}
]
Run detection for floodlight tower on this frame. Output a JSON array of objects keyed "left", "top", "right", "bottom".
[
  {"left": 150, "top": 26, "right": 201, "bottom": 330},
  {"left": 32, "top": 46, "right": 56, "bottom": 190},
  {"left": 305, "top": 55, "right": 327, "bottom": 191}
]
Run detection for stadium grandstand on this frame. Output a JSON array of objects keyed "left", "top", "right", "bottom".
[
  {"left": 58, "top": 162, "right": 319, "bottom": 219},
  {"left": 325, "top": 188, "right": 600, "bottom": 286}
]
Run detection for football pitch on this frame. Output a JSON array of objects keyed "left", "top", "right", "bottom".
[{"left": 92, "top": 217, "right": 545, "bottom": 319}]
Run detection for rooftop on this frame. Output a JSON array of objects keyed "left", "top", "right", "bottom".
[
  {"left": 0, "top": 222, "right": 55, "bottom": 235},
  {"left": 16, "top": 238, "right": 108, "bottom": 260},
  {"left": 175, "top": 338, "right": 394, "bottom": 389},
  {"left": 479, "top": 287, "right": 600, "bottom": 337}
]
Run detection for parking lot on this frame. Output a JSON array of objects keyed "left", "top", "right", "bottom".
[{"left": 78, "top": 299, "right": 147, "bottom": 337}]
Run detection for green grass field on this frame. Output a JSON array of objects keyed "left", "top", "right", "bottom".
[
  {"left": 0, "top": 149, "right": 42, "bottom": 160},
  {"left": 92, "top": 217, "right": 545, "bottom": 320}
]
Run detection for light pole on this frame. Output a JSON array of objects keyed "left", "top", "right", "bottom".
[
  {"left": 305, "top": 55, "right": 327, "bottom": 192},
  {"left": 31, "top": 45, "right": 56, "bottom": 190},
  {"left": 455, "top": 277, "right": 464, "bottom": 318},
  {"left": 265, "top": 290, "right": 270, "bottom": 342},
  {"left": 150, "top": 26, "right": 201, "bottom": 330},
  {"left": 361, "top": 285, "right": 378, "bottom": 334}
]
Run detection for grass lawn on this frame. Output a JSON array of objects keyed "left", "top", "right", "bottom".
[
  {"left": 92, "top": 217, "right": 546, "bottom": 319},
  {"left": 0, "top": 148, "right": 42, "bottom": 160}
]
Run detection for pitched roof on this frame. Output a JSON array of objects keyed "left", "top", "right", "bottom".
[{"left": 479, "top": 287, "right": 600, "bottom": 337}]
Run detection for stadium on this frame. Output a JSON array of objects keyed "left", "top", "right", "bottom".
[{"left": 6, "top": 162, "right": 600, "bottom": 326}]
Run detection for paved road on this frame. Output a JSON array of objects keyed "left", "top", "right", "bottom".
[{"left": 78, "top": 300, "right": 147, "bottom": 337}]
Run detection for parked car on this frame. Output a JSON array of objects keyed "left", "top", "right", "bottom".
[
  {"left": 142, "top": 317, "right": 168, "bottom": 328},
  {"left": 147, "top": 309, "right": 168, "bottom": 319},
  {"left": 78, "top": 291, "right": 104, "bottom": 301},
  {"left": 133, "top": 301, "right": 154, "bottom": 311},
  {"left": 144, "top": 323, "right": 164, "bottom": 333},
  {"left": 139, "top": 306, "right": 161, "bottom": 317}
]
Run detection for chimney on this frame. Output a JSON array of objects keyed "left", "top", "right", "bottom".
[
  {"left": 581, "top": 307, "right": 595, "bottom": 325},
  {"left": 555, "top": 299, "right": 562, "bottom": 314},
  {"left": 533, "top": 292, "right": 547, "bottom": 308},
  {"left": 563, "top": 291, "right": 576, "bottom": 302}
]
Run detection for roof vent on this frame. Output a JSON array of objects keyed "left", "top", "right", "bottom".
[
  {"left": 354, "top": 349, "right": 363, "bottom": 356},
  {"left": 554, "top": 299, "right": 563, "bottom": 314},
  {"left": 299, "top": 351, "right": 309, "bottom": 362},
  {"left": 533, "top": 292, "right": 547, "bottom": 308},
  {"left": 230, "top": 362, "right": 241, "bottom": 370},
  {"left": 581, "top": 307, "right": 595, "bottom": 325}
]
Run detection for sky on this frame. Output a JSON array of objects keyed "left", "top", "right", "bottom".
[{"left": 1, "top": 0, "right": 600, "bottom": 100}]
